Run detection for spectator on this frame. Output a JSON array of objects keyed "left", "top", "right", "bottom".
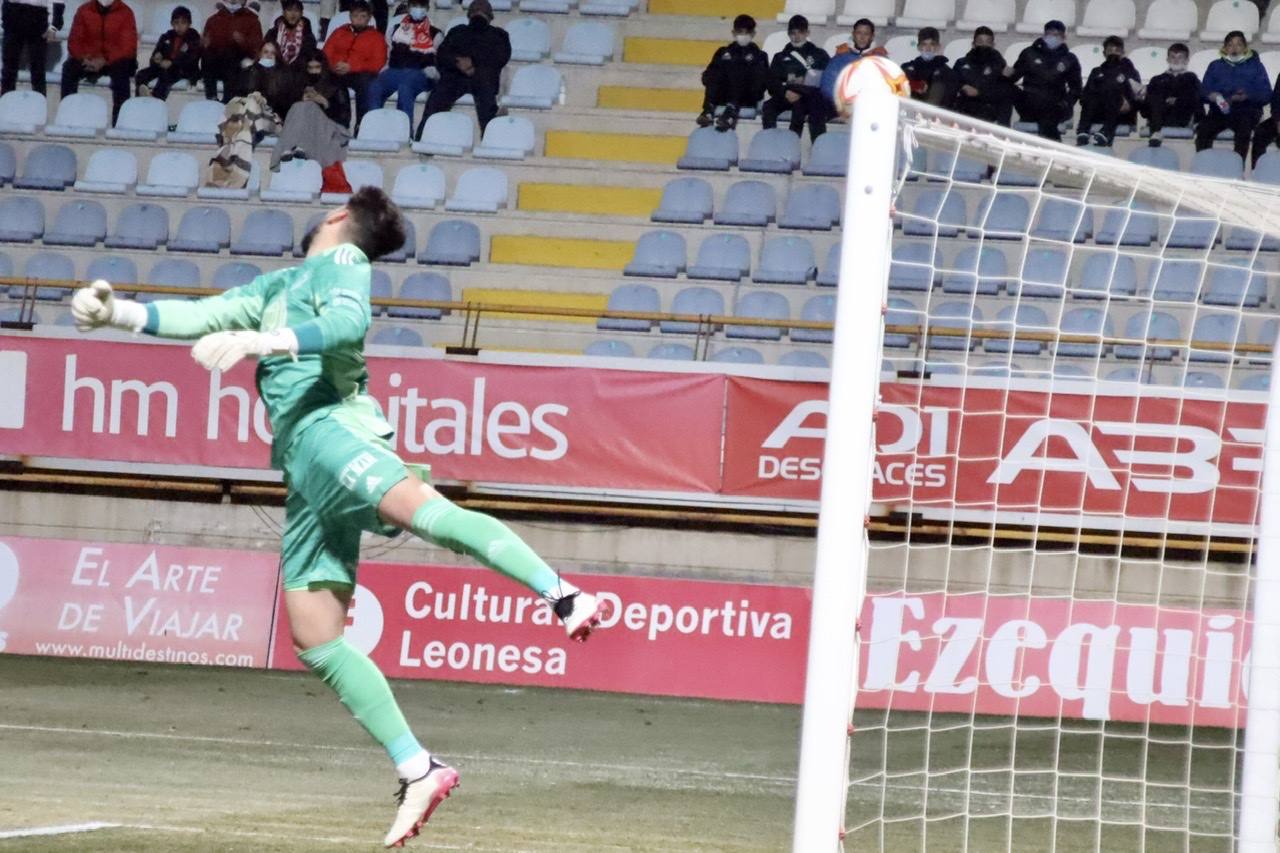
[
  {"left": 415, "top": 0, "right": 509, "bottom": 137},
  {"left": 697, "top": 13, "right": 768, "bottom": 132},
  {"left": 239, "top": 39, "right": 300, "bottom": 119},
  {"left": 202, "top": 0, "right": 263, "bottom": 102},
  {"left": 760, "top": 14, "right": 828, "bottom": 140},
  {"left": 272, "top": 52, "right": 351, "bottom": 170},
  {"left": 1075, "top": 35, "right": 1141, "bottom": 147},
  {"left": 61, "top": 0, "right": 137, "bottom": 123},
  {"left": 952, "top": 26, "right": 1014, "bottom": 125},
  {"left": 833, "top": 17, "right": 886, "bottom": 58},
  {"left": 1, "top": 0, "right": 63, "bottom": 95},
  {"left": 1197, "top": 30, "right": 1271, "bottom": 161},
  {"left": 901, "top": 26, "right": 955, "bottom": 107},
  {"left": 1007, "top": 20, "right": 1081, "bottom": 141},
  {"left": 1140, "top": 43, "right": 1202, "bottom": 146},
  {"left": 368, "top": 0, "right": 439, "bottom": 123},
  {"left": 1250, "top": 67, "right": 1280, "bottom": 165},
  {"left": 320, "top": 0, "right": 389, "bottom": 37},
  {"left": 264, "top": 0, "right": 316, "bottom": 72},
  {"left": 322, "top": 0, "right": 386, "bottom": 127},
  {"left": 135, "top": 5, "right": 200, "bottom": 98}
]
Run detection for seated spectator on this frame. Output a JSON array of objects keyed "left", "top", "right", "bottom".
[
  {"left": 264, "top": 0, "right": 316, "bottom": 72},
  {"left": 202, "top": 0, "right": 263, "bottom": 103},
  {"left": 273, "top": 52, "right": 351, "bottom": 170},
  {"left": 901, "top": 26, "right": 955, "bottom": 107},
  {"left": 818, "top": 18, "right": 887, "bottom": 110},
  {"left": 238, "top": 39, "right": 300, "bottom": 119},
  {"left": 1197, "top": 30, "right": 1271, "bottom": 161},
  {"left": 61, "top": 0, "right": 137, "bottom": 123},
  {"left": 1075, "top": 35, "right": 1141, "bottom": 147},
  {"left": 1140, "top": 43, "right": 1202, "bottom": 146},
  {"left": 952, "top": 26, "right": 1013, "bottom": 125},
  {"left": 1250, "top": 65, "right": 1280, "bottom": 165},
  {"left": 415, "top": 0, "right": 509, "bottom": 137},
  {"left": 322, "top": 0, "right": 386, "bottom": 127},
  {"left": 760, "top": 15, "right": 828, "bottom": 141},
  {"left": 207, "top": 42, "right": 293, "bottom": 189},
  {"left": 368, "top": 0, "right": 439, "bottom": 123},
  {"left": 697, "top": 13, "right": 768, "bottom": 132},
  {"left": 1, "top": 0, "right": 64, "bottom": 96},
  {"left": 319, "top": 0, "right": 389, "bottom": 37},
  {"left": 1007, "top": 20, "right": 1081, "bottom": 141},
  {"left": 135, "top": 5, "right": 200, "bottom": 98}
]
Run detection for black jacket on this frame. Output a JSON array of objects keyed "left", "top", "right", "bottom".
[
  {"left": 1011, "top": 37, "right": 1082, "bottom": 104},
  {"left": 238, "top": 64, "right": 303, "bottom": 119},
  {"left": 901, "top": 54, "right": 955, "bottom": 105},
  {"left": 301, "top": 71, "right": 351, "bottom": 127},
  {"left": 152, "top": 27, "right": 201, "bottom": 78},
  {"left": 703, "top": 41, "right": 768, "bottom": 75},
  {"left": 264, "top": 16, "right": 318, "bottom": 69},
  {"left": 1083, "top": 55, "right": 1141, "bottom": 101},
  {"left": 436, "top": 17, "right": 510, "bottom": 78},
  {"left": 953, "top": 45, "right": 1010, "bottom": 99},
  {"left": 766, "top": 40, "right": 828, "bottom": 98}
]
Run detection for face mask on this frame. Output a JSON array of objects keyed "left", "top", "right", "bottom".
[
  {"left": 734, "top": 33, "right": 751, "bottom": 46},
  {"left": 409, "top": 6, "right": 427, "bottom": 19},
  {"left": 1043, "top": 34, "right": 1062, "bottom": 49},
  {"left": 1168, "top": 62, "right": 1187, "bottom": 73},
  {"left": 259, "top": 57, "right": 275, "bottom": 67},
  {"left": 789, "top": 35, "right": 806, "bottom": 47},
  {"left": 919, "top": 50, "right": 935, "bottom": 61},
  {"left": 1227, "top": 52, "right": 1247, "bottom": 63}
]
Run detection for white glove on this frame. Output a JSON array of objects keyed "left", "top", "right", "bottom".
[
  {"left": 71, "top": 279, "right": 147, "bottom": 333},
  {"left": 191, "top": 329, "right": 299, "bottom": 372}
]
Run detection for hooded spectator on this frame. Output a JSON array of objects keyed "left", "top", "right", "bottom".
[
  {"left": 264, "top": 0, "right": 317, "bottom": 71},
  {"left": 697, "top": 13, "right": 768, "bottom": 132},
  {"left": 1007, "top": 19, "right": 1081, "bottom": 141},
  {"left": 952, "top": 26, "right": 1013, "bottom": 125},
  {"left": 1, "top": 0, "right": 64, "bottom": 95},
  {"left": 1140, "top": 43, "right": 1202, "bottom": 146},
  {"left": 415, "top": 0, "right": 510, "bottom": 137},
  {"left": 760, "top": 14, "right": 829, "bottom": 140},
  {"left": 901, "top": 26, "right": 955, "bottom": 107},
  {"left": 368, "top": 0, "right": 439, "bottom": 122},
  {"left": 61, "top": 0, "right": 137, "bottom": 122},
  {"left": 135, "top": 4, "right": 200, "bottom": 99},
  {"left": 202, "top": 0, "right": 263, "bottom": 102},
  {"left": 323, "top": 0, "right": 387, "bottom": 126},
  {"left": 1075, "top": 35, "right": 1142, "bottom": 147},
  {"left": 1197, "top": 30, "right": 1271, "bottom": 161}
]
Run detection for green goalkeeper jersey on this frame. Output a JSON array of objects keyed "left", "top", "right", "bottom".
[{"left": 141, "top": 243, "right": 392, "bottom": 468}]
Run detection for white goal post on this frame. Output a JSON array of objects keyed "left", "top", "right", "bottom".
[{"left": 793, "top": 91, "right": 1280, "bottom": 852}]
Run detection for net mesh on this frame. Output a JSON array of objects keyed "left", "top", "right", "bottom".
[{"left": 841, "top": 100, "right": 1279, "bottom": 852}]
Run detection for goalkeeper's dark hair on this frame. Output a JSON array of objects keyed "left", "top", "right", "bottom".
[{"left": 344, "top": 187, "right": 406, "bottom": 261}]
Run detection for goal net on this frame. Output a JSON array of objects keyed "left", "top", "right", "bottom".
[{"left": 792, "top": 93, "right": 1280, "bottom": 853}]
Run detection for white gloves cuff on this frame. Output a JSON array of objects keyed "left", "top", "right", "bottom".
[{"left": 111, "top": 299, "right": 148, "bottom": 333}]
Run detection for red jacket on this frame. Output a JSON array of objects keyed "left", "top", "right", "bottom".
[
  {"left": 67, "top": 0, "right": 137, "bottom": 64},
  {"left": 323, "top": 25, "right": 386, "bottom": 74},
  {"left": 202, "top": 6, "right": 264, "bottom": 58}
]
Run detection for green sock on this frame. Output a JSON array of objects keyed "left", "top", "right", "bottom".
[
  {"left": 411, "top": 498, "right": 573, "bottom": 600},
  {"left": 297, "top": 637, "right": 425, "bottom": 768}
]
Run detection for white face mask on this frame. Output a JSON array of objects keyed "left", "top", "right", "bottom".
[
  {"left": 919, "top": 50, "right": 935, "bottom": 61},
  {"left": 734, "top": 33, "right": 751, "bottom": 46},
  {"left": 409, "top": 5, "right": 427, "bottom": 19},
  {"left": 1043, "top": 34, "right": 1062, "bottom": 49},
  {"left": 1168, "top": 62, "right": 1187, "bottom": 73},
  {"left": 259, "top": 56, "right": 275, "bottom": 67}
]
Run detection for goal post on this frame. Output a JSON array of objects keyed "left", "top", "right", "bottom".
[{"left": 793, "top": 91, "right": 1280, "bottom": 851}]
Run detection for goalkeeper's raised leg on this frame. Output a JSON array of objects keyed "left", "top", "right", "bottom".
[{"left": 70, "top": 187, "right": 606, "bottom": 848}]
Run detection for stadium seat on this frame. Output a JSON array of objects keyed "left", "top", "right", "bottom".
[
  {"left": 779, "top": 184, "right": 841, "bottom": 230},
  {"left": 1192, "top": 148, "right": 1245, "bottom": 179},
  {"left": 1225, "top": 225, "right": 1280, "bottom": 251},
  {"left": 0, "top": 197, "right": 45, "bottom": 242},
  {"left": 677, "top": 127, "right": 739, "bottom": 171},
  {"left": 261, "top": 159, "right": 322, "bottom": 203},
  {"left": 321, "top": 160, "right": 384, "bottom": 204},
  {"left": 231, "top": 209, "right": 295, "bottom": 256},
  {"left": 713, "top": 180, "right": 776, "bottom": 227},
  {"left": 1114, "top": 311, "right": 1182, "bottom": 360},
  {"left": 624, "top": 230, "right": 686, "bottom": 278},
  {"left": 369, "top": 269, "right": 393, "bottom": 315},
  {"left": 46, "top": 92, "right": 109, "bottom": 137},
  {"left": 1058, "top": 307, "right": 1113, "bottom": 357},
  {"left": 580, "top": 0, "right": 636, "bottom": 17},
  {"left": 147, "top": 259, "right": 202, "bottom": 300},
  {"left": 20, "top": 252, "right": 75, "bottom": 300},
  {"left": 1127, "top": 145, "right": 1181, "bottom": 171},
  {"left": 584, "top": 340, "right": 635, "bottom": 357},
  {"left": 653, "top": 177, "right": 714, "bottom": 224},
  {"left": 803, "top": 131, "right": 849, "bottom": 177},
  {"left": 391, "top": 163, "right": 447, "bottom": 209},
  {"left": 661, "top": 286, "right": 724, "bottom": 333},
  {"left": 419, "top": 220, "right": 482, "bottom": 265},
  {"left": 370, "top": 325, "right": 425, "bottom": 347},
  {"left": 1182, "top": 370, "right": 1226, "bottom": 388},
  {"left": 44, "top": 200, "right": 107, "bottom": 246},
  {"left": 884, "top": 298, "right": 923, "bottom": 348},
  {"left": 390, "top": 272, "right": 451, "bottom": 319},
  {"left": 85, "top": 255, "right": 138, "bottom": 288},
  {"left": 1030, "top": 196, "right": 1093, "bottom": 242},
  {"left": 501, "top": 65, "right": 561, "bottom": 109},
  {"left": 740, "top": 128, "right": 801, "bottom": 174},
  {"left": 1017, "top": 248, "right": 1068, "bottom": 298},
  {"left": 973, "top": 192, "right": 1030, "bottom": 239},
  {"left": 1189, "top": 312, "right": 1243, "bottom": 363},
  {"left": 14, "top": 144, "right": 76, "bottom": 190},
  {"left": 197, "top": 160, "right": 261, "bottom": 201},
  {"left": 0, "top": 306, "right": 40, "bottom": 325},
  {"left": 1188, "top": 47, "right": 1219, "bottom": 79},
  {"left": 837, "top": 0, "right": 893, "bottom": 25},
  {"left": 1204, "top": 260, "right": 1267, "bottom": 307},
  {"left": 350, "top": 108, "right": 411, "bottom": 152},
  {"left": 647, "top": 342, "right": 695, "bottom": 360},
  {"left": 727, "top": 290, "right": 789, "bottom": 340},
  {"left": 929, "top": 149, "right": 988, "bottom": 183},
  {"left": 780, "top": 0, "right": 836, "bottom": 25},
  {"left": 688, "top": 233, "right": 751, "bottom": 281},
  {"left": 792, "top": 294, "right": 835, "bottom": 343},
  {"left": 0, "top": 143, "right": 14, "bottom": 185},
  {"left": 212, "top": 261, "right": 262, "bottom": 290},
  {"left": 903, "top": 189, "right": 967, "bottom": 237},
  {"left": 1105, "top": 366, "right": 1143, "bottom": 383},
  {"left": 817, "top": 243, "right": 841, "bottom": 286},
  {"left": 928, "top": 301, "right": 982, "bottom": 351},
  {"left": 0, "top": 90, "right": 47, "bottom": 133},
  {"left": 1074, "top": 253, "right": 1136, "bottom": 299},
  {"left": 554, "top": 21, "right": 615, "bottom": 64},
  {"left": 1150, "top": 259, "right": 1205, "bottom": 301},
  {"left": 412, "top": 112, "right": 475, "bottom": 156},
  {"left": 710, "top": 346, "right": 765, "bottom": 364},
  {"left": 508, "top": 17, "right": 552, "bottom": 60},
  {"left": 472, "top": 116, "right": 536, "bottom": 159},
  {"left": 1241, "top": 373, "right": 1271, "bottom": 390},
  {"left": 1078, "top": 0, "right": 1135, "bottom": 34},
  {"left": 0, "top": 252, "right": 13, "bottom": 281},
  {"left": 1138, "top": 0, "right": 1197, "bottom": 38},
  {"left": 1015, "top": 0, "right": 1078, "bottom": 33},
  {"left": 1095, "top": 200, "right": 1157, "bottom": 246},
  {"left": 956, "top": 0, "right": 1017, "bottom": 30},
  {"left": 73, "top": 149, "right": 138, "bottom": 194},
  {"left": 168, "top": 99, "right": 226, "bottom": 144},
  {"left": 888, "top": 242, "right": 938, "bottom": 292},
  {"left": 292, "top": 212, "right": 324, "bottom": 260},
  {"left": 1167, "top": 205, "right": 1220, "bottom": 249},
  {"left": 169, "top": 206, "right": 231, "bottom": 253},
  {"left": 754, "top": 236, "right": 816, "bottom": 284},
  {"left": 445, "top": 167, "right": 509, "bottom": 212},
  {"left": 986, "top": 304, "right": 1050, "bottom": 354},
  {"left": 380, "top": 219, "right": 416, "bottom": 263},
  {"left": 107, "top": 96, "right": 168, "bottom": 141},
  {"left": 599, "top": 283, "right": 659, "bottom": 331},
  {"left": 897, "top": 0, "right": 956, "bottom": 27},
  {"left": 136, "top": 151, "right": 200, "bottom": 197},
  {"left": 941, "top": 245, "right": 1008, "bottom": 295},
  {"left": 1200, "top": 0, "right": 1258, "bottom": 41},
  {"left": 780, "top": 350, "right": 829, "bottom": 367}
]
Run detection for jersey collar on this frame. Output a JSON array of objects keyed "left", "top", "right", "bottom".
[{"left": 307, "top": 243, "right": 369, "bottom": 267}]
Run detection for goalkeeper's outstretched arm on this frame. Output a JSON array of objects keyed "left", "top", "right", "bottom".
[{"left": 71, "top": 278, "right": 268, "bottom": 340}]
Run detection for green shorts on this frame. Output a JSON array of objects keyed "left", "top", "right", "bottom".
[{"left": 280, "top": 415, "right": 424, "bottom": 591}]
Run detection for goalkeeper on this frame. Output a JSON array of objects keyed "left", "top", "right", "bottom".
[{"left": 70, "top": 187, "right": 605, "bottom": 849}]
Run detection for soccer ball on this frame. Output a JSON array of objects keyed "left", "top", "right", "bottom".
[{"left": 832, "top": 55, "right": 910, "bottom": 116}]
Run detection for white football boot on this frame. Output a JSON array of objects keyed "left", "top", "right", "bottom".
[
  {"left": 553, "top": 591, "right": 606, "bottom": 642},
  {"left": 384, "top": 758, "right": 460, "bottom": 848}
]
